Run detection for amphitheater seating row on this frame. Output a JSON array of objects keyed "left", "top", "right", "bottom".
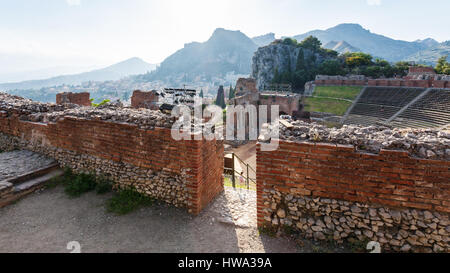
[
  {"left": 343, "top": 87, "right": 449, "bottom": 129},
  {"left": 344, "top": 87, "right": 425, "bottom": 126},
  {"left": 390, "top": 89, "right": 450, "bottom": 129},
  {"left": 357, "top": 87, "right": 426, "bottom": 108}
]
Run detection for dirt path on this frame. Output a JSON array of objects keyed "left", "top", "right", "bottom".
[{"left": 0, "top": 185, "right": 303, "bottom": 253}]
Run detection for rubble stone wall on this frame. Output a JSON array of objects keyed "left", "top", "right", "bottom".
[
  {"left": 0, "top": 94, "right": 224, "bottom": 214},
  {"left": 259, "top": 94, "right": 301, "bottom": 117},
  {"left": 256, "top": 140, "right": 449, "bottom": 252},
  {"left": 235, "top": 78, "right": 258, "bottom": 96},
  {"left": 131, "top": 90, "right": 159, "bottom": 110},
  {"left": 315, "top": 76, "right": 449, "bottom": 89},
  {"left": 56, "top": 92, "right": 91, "bottom": 106}
]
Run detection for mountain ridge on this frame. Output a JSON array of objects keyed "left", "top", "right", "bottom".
[
  {"left": 291, "top": 23, "right": 441, "bottom": 63},
  {"left": 324, "top": 40, "right": 360, "bottom": 54},
  {"left": 0, "top": 57, "right": 156, "bottom": 91},
  {"left": 142, "top": 28, "right": 258, "bottom": 84}
]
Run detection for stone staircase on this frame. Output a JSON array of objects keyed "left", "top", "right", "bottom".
[{"left": 0, "top": 159, "right": 63, "bottom": 209}]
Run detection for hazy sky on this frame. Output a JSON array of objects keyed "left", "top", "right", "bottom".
[{"left": 0, "top": 0, "right": 449, "bottom": 73}]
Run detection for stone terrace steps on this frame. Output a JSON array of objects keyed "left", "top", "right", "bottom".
[
  {"left": 0, "top": 157, "right": 63, "bottom": 209},
  {"left": 13, "top": 168, "right": 63, "bottom": 192}
]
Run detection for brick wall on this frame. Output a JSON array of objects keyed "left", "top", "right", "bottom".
[
  {"left": 235, "top": 78, "right": 258, "bottom": 96},
  {"left": 257, "top": 140, "right": 449, "bottom": 252},
  {"left": 131, "top": 90, "right": 160, "bottom": 110},
  {"left": 56, "top": 92, "right": 91, "bottom": 106},
  {"left": 0, "top": 113, "right": 224, "bottom": 215},
  {"left": 408, "top": 66, "right": 436, "bottom": 75},
  {"left": 317, "top": 78, "right": 448, "bottom": 89}
]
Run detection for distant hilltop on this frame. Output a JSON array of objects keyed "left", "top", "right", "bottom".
[{"left": 0, "top": 57, "right": 157, "bottom": 90}]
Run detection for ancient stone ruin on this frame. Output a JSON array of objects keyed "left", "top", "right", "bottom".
[
  {"left": 56, "top": 92, "right": 91, "bottom": 107},
  {"left": 0, "top": 92, "right": 224, "bottom": 214},
  {"left": 257, "top": 119, "right": 449, "bottom": 253},
  {"left": 313, "top": 67, "right": 450, "bottom": 89},
  {"left": 131, "top": 90, "right": 160, "bottom": 110}
]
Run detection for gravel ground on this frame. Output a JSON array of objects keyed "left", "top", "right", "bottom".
[
  {"left": 0, "top": 186, "right": 309, "bottom": 253},
  {"left": 0, "top": 150, "right": 56, "bottom": 181}
]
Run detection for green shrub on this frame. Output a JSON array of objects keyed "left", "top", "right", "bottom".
[
  {"left": 64, "top": 173, "right": 97, "bottom": 197},
  {"left": 95, "top": 176, "right": 113, "bottom": 194},
  {"left": 56, "top": 168, "right": 114, "bottom": 197},
  {"left": 106, "top": 188, "right": 154, "bottom": 215},
  {"left": 45, "top": 176, "right": 64, "bottom": 189},
  {"left": 91, "top": 99, "right": 110, "bottom": 107}
]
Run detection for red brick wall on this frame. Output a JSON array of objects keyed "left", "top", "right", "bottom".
[
  {"left": 408, "top": 67, "right": 436, "bottom": 75},
  {"left": 56, "top": 92, "right": 91, "bottom": 106},
  {"left": 0, "top": 114, "right": 223, "bottom": 215},
  {"left": 434, "top": 81, "right": 448, "bottom": 89},
  {"left": 236, "top": 78, "right": 258, "bottom": 94},
  {"left": 315, "top": 79, "right": 447, "bottom": 88},
  {"left": 256, "top": 141, "right": 449, "bottom": 226},
  {"left": 131, "top": 90, "right": 159, "bottom": 110}
]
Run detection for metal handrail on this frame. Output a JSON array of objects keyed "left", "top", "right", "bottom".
[{"left": 232, "top": 153, "right": 256, "bottom": 175}]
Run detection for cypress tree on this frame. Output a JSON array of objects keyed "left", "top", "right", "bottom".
[{"left": 228, "top": 85, "right": 235, "bottom": 100}]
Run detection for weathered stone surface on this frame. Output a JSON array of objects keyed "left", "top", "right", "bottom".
[
  {"left": 267, "top": 118, "right": 450, "bottom": 160},
  {"left": 260, "top": 192, "right": 450, "bottom": 253},
  {"left": 0, "top": 92, "right": 177, "bottom": 130}
]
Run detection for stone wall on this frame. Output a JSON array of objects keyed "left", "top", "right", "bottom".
[
  {"left": 0, "top": 93, "right": 224, "bottom": 214},
  {"left": 408, "top": 67, "right": 436, "bottom": 76},
  {"left": 131, "top": 90, "right": 160, "bottom": 110},
  {"left": 315, "top": 75, "right": 367, "bottom": 86},
  {"left": 56, "top": 92, "right": 91, "bottom": 106},
  {"left": 259, "top": 93, "right": 301, "bottom": 117},
  {"left": 256, "top": 122, "right": 449, "bottom": 252},
  {"left": 235, "top": 78, "right": 258, "bottom": 97},
  {"left": 314, "top": 71, "right": 449, "bottom": 89}
]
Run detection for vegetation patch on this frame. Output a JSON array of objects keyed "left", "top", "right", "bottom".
[
  {"left": 303, "top": 97, "right": 352, "bottom": 116},
  {"left": 106, "top": 188, "right": 155, "bottom": 215},
  {"left": 258, "top": 225, "right": 278, "bottom": 237},
  {"left": 94, "top": 175, "right": 113, "bottom": 194},
  {"left": 48, "top": 168, "right": 113, "bottom": 197},
  {"left": 314, "top": 86, "right": 362, "bottom": 100},
  {"left": 90, "top": 99, "right": 111, "bottom": 108},
  {"left": 224, "top": 176, "right": 256, "bottom": 191},
  {"left": 64, "top": 172, "right": 97, "bottom": 197}
]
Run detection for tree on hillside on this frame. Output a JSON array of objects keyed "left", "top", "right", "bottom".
[
  {"left": 318, "top": 60, "right": 345, "bottom": 76},
  {"left": 345, "top": 52, "right": 373, "bottom": 67},
  {"left": 282, "top": 38, "right": 298, "bottom": 46},
  {"left": 299, "top": 36, "right": 322, "bottom": 52},
  {"left": 273, "top": 67, "right": 281, "bottom": 84},
  {"left": 296, "top": 49, "right": 306, "bottom": 71},
  {"left": 436, "top": 55, "right": 450, "bottom": 75}
]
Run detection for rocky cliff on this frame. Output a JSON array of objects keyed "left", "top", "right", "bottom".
[
  {"left": 252, "top": 41, "right": 337, "bottom": 91},
  {"left": 146, "top": 28, "right": 258, "bottom": 83}
]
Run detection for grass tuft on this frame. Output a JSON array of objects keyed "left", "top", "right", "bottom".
[
  {"left": 106, "top": 188, "right": 155, "bottom": 215},
  {"left": 49, "top": 167, "right": 113, "bottom": 197},
  {"left": 64, "top": 173, "right": 97, "bottom": 197},
  {"left": 95, "top": 175, "right": 113, "bottom": 194}
]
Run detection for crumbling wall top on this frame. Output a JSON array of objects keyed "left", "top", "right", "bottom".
[
  {"left": 262, "top": 118, "right": 450, "bottom": 160},
  {"left": 0, "top": 92, "right": 176, "bottom": 130}
]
